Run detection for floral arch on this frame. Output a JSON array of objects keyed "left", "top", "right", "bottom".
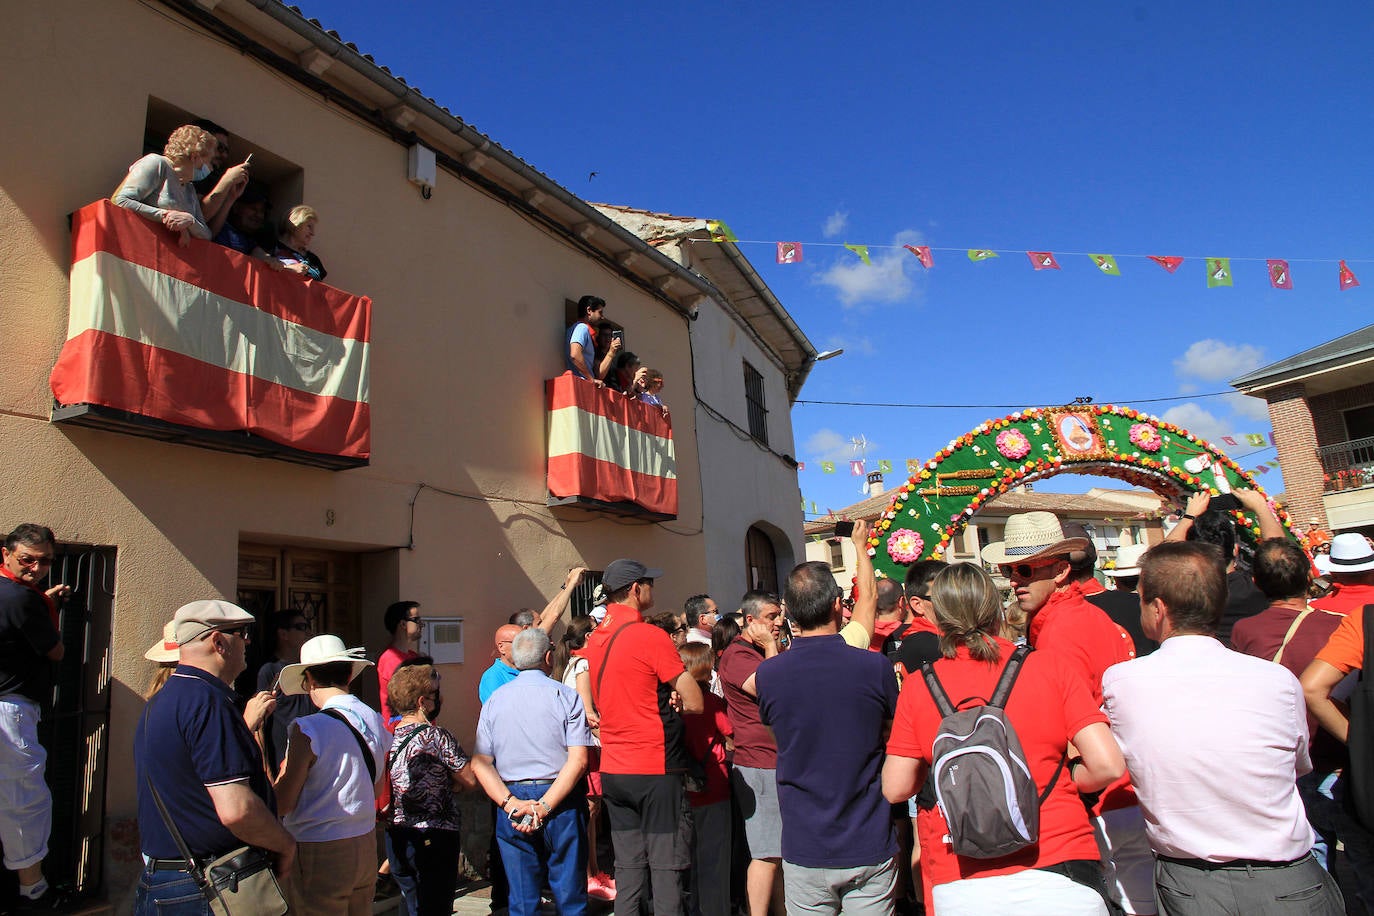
[{"left": 869, "top": 403, "right": 1294, "bottom": 581}]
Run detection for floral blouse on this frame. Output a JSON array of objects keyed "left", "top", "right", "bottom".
[{"left": 387, "top": 723, "right": 470, "bottom": 832}]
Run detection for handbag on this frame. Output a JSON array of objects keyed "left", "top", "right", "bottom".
[{"left": 145, "top": 775, "right": 288, "bottom": 916}]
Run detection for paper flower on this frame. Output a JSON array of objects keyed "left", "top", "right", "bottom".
[
  {"left": 887, "top": 528, "right": 924, "bottom": 564},
  {"left": 996, "top": 428, "right": 1032, "bottom": 460},
  {"left": 1129, "top": 423, "right": 1162, "bottom": 452}
]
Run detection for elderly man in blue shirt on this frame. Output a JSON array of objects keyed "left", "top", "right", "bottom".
[{"left": 472, "top": 627, "right": 595, "bottom": 916}]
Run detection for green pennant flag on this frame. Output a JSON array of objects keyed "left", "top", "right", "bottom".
[
  {"left": 810, "top": 501, "right": 818, "bottom": 513},
  {"left": 844, "top": 244, "right": 872, "bottom": 265},
  {"left": 1245, "top": 433, "right": 1266, "bottom": 446},
  {"left": 1206, "top": 257, "right": 1233, "bottom": 288},
  {"left": 706, "top": 220, "right": 737, "bottom": 242},
  {"left": 878, "top": 459, "right": 893, "bottom": 473},
  {"left": 968, "top": 249, "right": 998, "bottom": 262},
  {"left": 1089, "top": 254, "right": 1121, "bottom": 276},
  {"left": 821, "top": 461, "right": 836, "bottom": 474}
]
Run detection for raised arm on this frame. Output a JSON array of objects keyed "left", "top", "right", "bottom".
[
  {"left": 1235, "top": 488, "right": 1286, "bottom": 541},
  {"left": 1165, "top": 491, "right": 1210, "bottom": 543},
  {"left": 538, "top": 567, "right": 588, "bottom": 634},
  {"left": 843, "top": 518, "right": 878, "bottom": 643}
]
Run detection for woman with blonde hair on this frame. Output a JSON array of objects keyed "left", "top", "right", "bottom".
[
  {"left": 112, "top": 124, "right": 216, "bottom": 245},
  {"left": 274, "top": 205, "right": 327, "bottom": 280},
  {"left": 882, "top": 563, "right": 1125, "bottom": 916}
]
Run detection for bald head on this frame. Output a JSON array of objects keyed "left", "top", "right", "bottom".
[{"left": 495, "top": 624, "right": 521, "bottom": 664}]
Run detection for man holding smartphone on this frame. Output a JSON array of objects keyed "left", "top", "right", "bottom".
[{"left": 566, "top": 295, "right": 621, "bottom": 387}]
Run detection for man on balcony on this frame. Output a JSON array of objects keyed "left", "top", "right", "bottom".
[{"left": 566, "top": 295, "right": 622, "bottom": 387}]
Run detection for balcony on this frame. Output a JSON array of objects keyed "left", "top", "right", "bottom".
[
  {"left": 1318, "top": 436, "right": 1374, "bottom": 493},
  {"left": 546, "top": 373, "right": 678, "bottom": 521},
  {"left": 50, "top": 201, "right": 371, "bottom": 470}
]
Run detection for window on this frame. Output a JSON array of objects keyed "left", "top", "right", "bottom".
[
  {"left": 746, "top": 525, "right": 779, "bottom": 594},
  {"left": 1344, "top": 404, "right": 1374, "bottom": 441},
  {"left": 828, "top": 540, "right": 845, "bottom": 571},
  {"left": 744, "top": 361, "right": 768, "bottom": 445}
]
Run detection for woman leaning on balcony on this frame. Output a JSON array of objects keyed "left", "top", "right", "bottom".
[{"left": 112, "top": 124, "right": 216, "bottom": 246}]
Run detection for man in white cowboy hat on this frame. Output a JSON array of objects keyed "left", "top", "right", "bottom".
[
  {"left": 1087, "top": 544, "right": 1158, "bottom": 657},
  {"left": 1311, "top": 532, "right": 1374, "bottom": 614},
  {"left": 134, "top": 600, "right": 296, "bottom": 913},
  {"left": 982, "top": 512, "right": 1152, "bottom": 916},
  {"left": 273, "top": 633, "right": 391, "bottom": 913}
]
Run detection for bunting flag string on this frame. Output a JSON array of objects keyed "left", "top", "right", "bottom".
[{"left": 697, "top": 234, "right": 1370, "bottom": 290}]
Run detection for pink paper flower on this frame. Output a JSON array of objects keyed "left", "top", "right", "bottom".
[
  {"left": 886, "top": 528, "right": 924, "bottom": 564},
  {"left": 1129, "top": 423, "right": 1162, "bottom": 452},
  {"left": 996, "top": 428, "right": 1032, "bottom": 460}
]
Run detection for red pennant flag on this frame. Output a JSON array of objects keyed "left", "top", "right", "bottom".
[
  {"left": 1267, "top": 259, "right": 1292, "bottom": 290},
  {"left": 904, "top": 245, "right": 933, "bottom": 268},
  {"left": 797, "top": 461, "right": 805, "bottom": 471},
  {"left": 1340, "top": 260, "right": 1360, "bottom": 291},
  {"left": 1026, "top": 251, "right": 1060, "bottom": 270},
  {"left": 1221, "top": 436, "right": 1238, "bottom": 446},
  {"left": 776, "top": 242, "right": 803, "bottom": 264},
  {"left": 1148, "top": 256, "right": 1184, "bottom": 273}
]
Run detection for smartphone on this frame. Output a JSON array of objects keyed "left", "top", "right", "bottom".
[
  {"left": 610, "top": 329, "right": 624, "bottom": 343},
  {"left": 244, "top": 153, "right": 254, "bottom": 167},
  {"left": 833, "top": 520, "right": 855, "bottom": 538},
  {"left": 516, "top": 812, "right": 537, "bottom": 829},
  {"left": 1210, "top": 493, "right": 1241, "bottom": 512}
]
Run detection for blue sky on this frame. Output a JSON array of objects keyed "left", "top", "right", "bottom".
[{"left": 295, "top": 1, "right": 1373, "bottom": 517}]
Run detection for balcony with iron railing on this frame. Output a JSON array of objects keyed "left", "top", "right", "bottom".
[{"left": 1317, "top": 436, "right": 1374, "bottom": 493}]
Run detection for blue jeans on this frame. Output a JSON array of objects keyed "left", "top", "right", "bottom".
[
  {"left": 1300, "top": 770, "right": 1374, "bottom": 915},
  {"left": 387, "top": 827, "right": 462, "bottom": 916},
  {"left": 498, "top": 781, "right": 587, "bottom": 916},
  {"left": 133, "top": 867, "right": 210, "bottom": 915}
]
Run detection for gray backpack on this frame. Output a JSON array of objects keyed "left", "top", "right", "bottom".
[{"left": 921, "top": 646, "right": 1064, "bottom": 859}]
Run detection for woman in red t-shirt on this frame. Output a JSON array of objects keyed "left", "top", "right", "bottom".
[{"left": 882, "top": 563, "right": 1125, "bottom": 916}]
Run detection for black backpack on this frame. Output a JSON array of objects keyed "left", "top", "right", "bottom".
[
  {"left": 921, "top": 645, "right": 1063, "bottom": 859},
  {"left": 1347, "top": 606, "right": 1374, "bottom": 830}
]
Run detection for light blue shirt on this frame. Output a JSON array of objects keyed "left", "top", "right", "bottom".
[
  {"left": 478, "top": 659, "right": 520, "bottom": 704},
  {"left": 475, "top": 670, "right": 594, "bottom": 781},
  {"left": 566, "top": 322, "right": 595, "bottom": 378}
]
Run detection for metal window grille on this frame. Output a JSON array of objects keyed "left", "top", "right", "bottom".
[{"left": 744, "top": 361, "right": 769, "bottom": 445}]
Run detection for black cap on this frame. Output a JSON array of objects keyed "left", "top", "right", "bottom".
[{"left": 602, "top": 559, "right": 664, "bottom": 593}]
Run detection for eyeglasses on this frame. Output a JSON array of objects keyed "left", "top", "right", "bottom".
[
  {"left": 406, "top": 616, "right": 423, "bottom": 625},
  {"left": 999, "top": 559, "right": 1062, "bottom": 580},
  {"left": 12, "top": 553, "right": 53, "bottom": 568},
  {"left": 672, "top": 625, "right": 688, "bottom": 634}
]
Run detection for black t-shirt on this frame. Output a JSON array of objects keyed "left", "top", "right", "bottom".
[
  {"left": 1217, "top": 566, "right": 1268, "bottom": 647},
  {"left": 0, "top": 577, "right": 60, "bottom": 703},
  {"left": 1086, "top": 588, "right": 1159, "bottom": 657},
  {"left": 894, "top": 630, "right": 943, "bottom": 811}
]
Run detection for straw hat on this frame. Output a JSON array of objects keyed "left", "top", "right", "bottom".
[
  {"left": 1107, "top": 544, "right": 1148, "bottom": 578},
  {"left": 980, "top": 511, "right": 1090, "bottom": 566},
  {"left": 143, "top": 621, "right": 180, "bottom": 663},
  {"left": 276, "top": 634, "right": 373, "bottom": 695},
  {"left": 1315, "top": 533, "right": 1374, "bottom": 574}
]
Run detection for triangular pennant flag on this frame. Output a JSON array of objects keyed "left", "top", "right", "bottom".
[
  {"left": 1245, "top": 433, "right": 1266, "bottom": 446},
  {"left": 1026, "top": 251, "right": 1060, "bottom": 270},
  {"left": 844, "top": 244, "right": 872, "bottom": 266},
  {"left": 1340, "top": 260, "right": 1360, "bottom": 291},
  {"left": 797, "top": 461, "right": 806, "bottom": 471},
  {"left": 1267, "top": 259, "right": 1292, "bottom": 290},
  {"left": 968, "top": 249, "right": 998, "bottom": 262},
  {"left": 1148, "top": 256, "right": 1184, "bottom": 273},
  {"left": 1266, "top": 460, "right": 1280, "bottom": 468},
  {"left": 904, "top": 245, "right": 933, "bottom": 268},
  {"left": 1221, "top": 436, "right": 1238, "bottom": 446},
  {"left": 906, "top": 459, "right": 920, "bottom": 475},
  {"left": 1089, "top": 254, "right": 1121, "bottom": 276},
  {"left": 706, "top": 220, "right": 737, "bottom": 242},
  {"left": 1254, "top": 465, "right": 1270, "bottom": 474},
  {"left": 1206, "top": 257, "right": 1233, "bottom": 288},
  {"left": 776, "top": 242, "right": 803, "bottom": 264},
  {"left": 878, "top": 459, "right": 893, "bottom": 473},
  {"left": 850, "top": 459, "right": 865, "bottom": 476},
  {"left": 821, "top": 461, "right": 836, "bottom": 474}
]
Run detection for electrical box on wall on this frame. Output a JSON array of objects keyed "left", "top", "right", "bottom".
[
  {"left": 408, "top": 144, "right": 436, "bottom": 196},
  {"left": 421, "top": 616, "right": 463, "bottom": 664}
]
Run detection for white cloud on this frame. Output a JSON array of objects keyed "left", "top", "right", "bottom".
[
  {"left": 1173, "top": 339, "right": 1266, "bottom": 382},
  {"left": 1160, "top": 403, "right": 1231, "bottom": 445},
  {"left": 822, "top": 210, "right": 849, "bottom": 238},
  {"left": 1223, "top": 391, "right": 1272, "bottom": 423},
  {"left": 804, "top": 428, "right": 879, "bottom": 464},
  {"left": 1177, "top": 381, "right": 1198, "bottom": 395},
  {"left": 814, "top": 229, "right": 926, "bottom": 308}
]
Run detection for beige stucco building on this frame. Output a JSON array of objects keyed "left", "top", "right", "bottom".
[{"left": 0, "top": 0, "right": 813, "bottom": 904}]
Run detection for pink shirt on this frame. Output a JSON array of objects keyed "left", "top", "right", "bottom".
[{"left": 1102, "top": 635, "right": 1313, "bottom": 862}]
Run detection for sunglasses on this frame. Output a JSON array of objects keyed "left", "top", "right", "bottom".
[
  {"left": 219, "top": 625, "right": 253, "bottom": 641},
  {"left": 13, "top": 553, "right": 54, "bottom": 568},
  {"left": 998, "top": 559, "right": 1062, "bottom": 580}
]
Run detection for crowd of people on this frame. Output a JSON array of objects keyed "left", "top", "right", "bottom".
[
  {"left": 565, "top": 296, "right": 669, "bottom": 416},
  {"left": 2, "top": 493, "right": 1373, "bottom": 915},
  {"left": 111, "top": 120, "right": 327, "bottom": 278}
]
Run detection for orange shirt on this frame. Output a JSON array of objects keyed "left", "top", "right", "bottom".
[{"left": 1315, "top": 609, "right": 1368, "bottom": 674}]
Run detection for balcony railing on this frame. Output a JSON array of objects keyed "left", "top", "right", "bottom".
[
  {"left": 1317, "top": 436, "right": 1374, "bottom": 493},
  {"left": 50, "top": 201, "right": 371, "bottom": 470}
]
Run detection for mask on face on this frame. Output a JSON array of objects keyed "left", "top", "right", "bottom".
[
  {"left": 193, "top": 163, "right": 212, "bottom": 182},
  {"left": 426, "top": 693, "right": 444, "bottom": 720}
]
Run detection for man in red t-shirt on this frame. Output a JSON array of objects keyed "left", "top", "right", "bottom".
[
  {"left": 1312, "top": 532, "right": 1374, "bottom": 613},
  {"left": 983, "top": 511, "right": 1152, "bottom": 915},
  {"left": 376, "top": 601, "right": 422, "bottom": 729},
  {"left": 582, "top": 559, "right": 702, "bottom": 916}
]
